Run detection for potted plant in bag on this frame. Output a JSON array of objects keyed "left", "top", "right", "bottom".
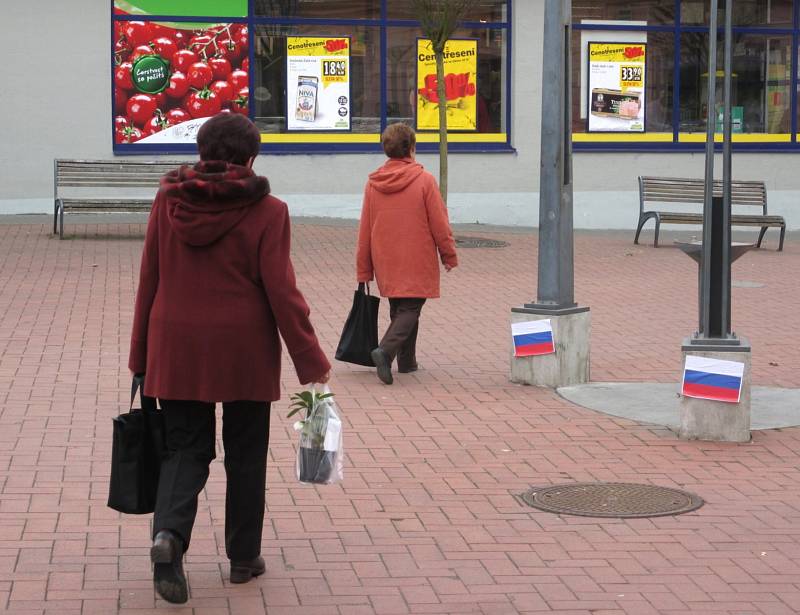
[{"left": 287, "top": 388, "right": 341, "bottom": 484}]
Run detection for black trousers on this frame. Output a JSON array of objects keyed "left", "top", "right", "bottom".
[
  {"left": 379, "top": 298, "right": 426, "bottom": 371},
  {"left": 153, "top": 399, "right": 271, "bottom": 561}
]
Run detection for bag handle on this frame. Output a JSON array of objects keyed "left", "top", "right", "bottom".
[
  {"left": 130, "top": 376, "right": 157, "bottom": 412},
  {"left": 358, "top": 282, "right": 372, "bottom": 295}
]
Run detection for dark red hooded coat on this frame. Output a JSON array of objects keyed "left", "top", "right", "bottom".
[{"left": 129, "top": 161, "right": 330, "bottom": 402}]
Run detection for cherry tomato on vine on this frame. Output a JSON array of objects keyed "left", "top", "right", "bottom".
[
  {"left": 114, "top": 62, "right": 134, "bottom": 90},
  {"left": 151, "top": 37, "right": 178, "bottom": 61},
  {"left": 114, "top": 116, "right": 129, "bottom": 129},
  {"left": 235, "top": 26, "right": 249, "bottom": 52},
  {"left": 172, "top": 49, "right": 198, "bottom": 73},
  {"left": 209, "top": 57, "right": 232, "bottom": 80},
  {"left": 210, "top": 80, "right": 234, "bottom": 105},
  {"left": 116, "top": 124, "right": 143, "bottom": 144},
  {"left": 154, "top": 92, "right": 167, "bottom": 111},
  {"left": 216, "top": 37, "right": 242, "bottom": 62},
  {"left": 188, "top": 35, "right": 213, "bottom": 58},
  {"left": 143, "top": 112, "right": 170, "bottom": 137},
  {"left": 123, "top": 21, "right": 152, "bottom": 47},
  {"left": 114, "top": 88, "right": 129, "bottom": 114},
  {"left": 186, "top": 89, "right": 221, "bottom": 119},
  {"left": 232, "top": 87, "right": 249, "bottom": 115},
  {"left": 229, "top": 69, "right": 248, "bottom": 91},
  {"left": 187, "top": 62, "right": 213, "bottom": 89},
  {"left": 126, "top": 94, "right": 158, "bottom": 126},
  {"left": 131, "top": 44, "right": 156, "bottom": 62},
  {"left": 241, "top": 57, "right": 249, "bottom": 72},
  {"left": 115, "top": 39, "right": 131, "bottom": 60},
  {"left": 166, "top": 108, "right": 191, "bottom": 125},
  {"left": 165, "top": 71, "right": 190, "bottom": 99}
]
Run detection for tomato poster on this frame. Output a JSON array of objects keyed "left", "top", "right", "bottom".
[
  {"left": 113, "top": 2, "right": 250, "bottom": 146},
  {"left": 416, "top": 39, "right": 478, "bottom": 131},
  {"left": 587, "top": 42, "right": 647, "bottom": 133},
  {"left": 286, "top": 37, "right": 351, "bottom": 131}
]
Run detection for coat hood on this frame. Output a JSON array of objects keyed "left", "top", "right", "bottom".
[
  {"left": 368, "top": 158, "right": 425, "bottom": 194},
  {"left": 161, "top": 161, "right": 270, "bottom": 246}
]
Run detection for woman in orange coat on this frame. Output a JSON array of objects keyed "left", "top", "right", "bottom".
[{"left": 356, "top": 123, "right": 458, "bottom": 384}]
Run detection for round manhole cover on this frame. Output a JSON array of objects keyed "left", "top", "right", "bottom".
[
  {"left": 454, "top": 236, "right": 509, "bottom": 248},
  {"left": 520, "top": 482, "right": 704, "bottom": 518}
]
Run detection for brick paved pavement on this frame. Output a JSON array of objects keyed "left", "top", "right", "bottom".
[{"left": 0, "top": 219, "right": 798, "bottom": 614}]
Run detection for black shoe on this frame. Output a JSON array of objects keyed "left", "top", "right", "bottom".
[
  {"left": 151, "top": 530, "right": 188, "bottom": 604},
  {"left": 370, "top": 348, "right": 393, "bottom": 385},
  {"left": 398, "top": 364, "right": 419, "bottom": 374},
  {"left": 230, "top": 556, "right": 266, "bottom": 584}
]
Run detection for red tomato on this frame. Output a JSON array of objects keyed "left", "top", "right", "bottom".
[
  {"left": 208, "top": 57, "right": 232, "bottom": 80},
  {"left": 210, "top": 80, "right": 234, "bottom": 105},
  {"left": 186, "top": 89, "right": 221, "bottom": 119},
  {"left": 216, "top": 37, "right": 242, "bottom": 62},
  {"left": 236, "top": 26, "right": 249, "bottom": 52},
  {"left": 166, "top": 108, "right": 191, "bottom": 125},
  {"left": 172, "top": 49, "right": 197, "bottom": 73},
  {"left": 131, "top": 44, "right": 155, "bottom": 62},
  {"left": 241, "top": 57, "right": 249, "bottom": 72},
  {"left": 172, "top": 30, "right": 187, "bottom": 49},
  {"left": 143, "top": 113, "right": 170, "bottom": 136},
  {"left": 187, "top": 62, "right": 213, "bottom": 89},
  {"left": 154, "top": 92, "right": 167, "bottom": 110},
  {"left": 116, "top": 124, "right": 143, "bottom": 144},
  {"left": 165, "top": 71, "right": 189, "bottom": 99},
  {"left": 114, "top": 88, "right": 129, "bottom": 114},
  {"left": 188, "top": 35, "right": 213, "bottom": 58},
  {"left": 114, "top": 116, "right": 129, "bottom": 129},
  {"left": 126, "top": 94, "right": 158, "bottom": 126},
  {"left": 229, "top": 69, "right": 248, "bottom": 91},
  {"left": 123, "top": 21, "right": 152, "bottom": 46},
  {"left": 151, "top": 37, "right": 178, "bottom": 61},
  {"left": 232, "top": 87, "right": 248, "bottom": 115},
  {"left": 115, "top": 39, "right": 131, "bottom": 60},
  {"left": 114, "top": 62, "right": 134, "bottom": 90}
]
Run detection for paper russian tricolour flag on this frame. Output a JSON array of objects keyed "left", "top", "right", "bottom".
[
  {"left": 512, "top": 320, "right": 555, "bottom": 357},
  {"left": 681, "top": 355, "right": 745, "bottom": 403}
]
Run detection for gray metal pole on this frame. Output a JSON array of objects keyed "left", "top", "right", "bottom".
[
  {"left": 534, "top": 0, "right": 575, "bottom": 309},
  {"left": 701, "top": 0, "right": 719, "bottom": 336},
  {"left": 721, "top": 0, "right": 733, "bottom": 336}
]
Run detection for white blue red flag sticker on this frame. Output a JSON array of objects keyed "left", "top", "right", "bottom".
[
  {"left": 512, "top": 320, "right": 555, "bottom": 357},
  {"left": 681, "top": 355, "right": 744, "bottom": 403}
]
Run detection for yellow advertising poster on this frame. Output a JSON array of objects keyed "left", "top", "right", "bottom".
[
  {"left": 587, "top": 42, "right": 647, "bottom": 133},
  {"left": 286, "top": 36, "right": 351, "bottom": 131},
  {"left": 416, "top": 39, "right": 478, "bottom": 131}
]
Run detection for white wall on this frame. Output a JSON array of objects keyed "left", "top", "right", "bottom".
[{"left": 1, "top": 0, "right": 797, "bottom": 230}]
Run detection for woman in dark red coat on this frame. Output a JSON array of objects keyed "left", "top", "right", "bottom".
[{"left": 129, "top": 114, "right": 330, "bottom": 603}]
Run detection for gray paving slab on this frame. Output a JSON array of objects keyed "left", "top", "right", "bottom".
[{"left": 557, "top": 382, "right": 800, "bottom": 431}]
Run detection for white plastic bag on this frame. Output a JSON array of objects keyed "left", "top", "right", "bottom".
[{"left": 290, "top": 384, "right": 344, "bottom": 485}]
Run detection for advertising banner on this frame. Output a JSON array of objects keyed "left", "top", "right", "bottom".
[
  {"left": 114, "top": 1, "right": 247, "bottom": 18},
  {"left": 113, "top": 19, "right": 249, "bottom": 145},
  {"left": 587, "top": 42, "right": 647, "bottom": 132},
  {"left": 286, "top": 37, "right": 351, "bottom": 131},
  {"left": 416, "top": 39, "right": 477, "bottom": 131}
]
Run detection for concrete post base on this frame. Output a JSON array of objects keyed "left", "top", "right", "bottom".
[
  {"left": 510, "top": 307, "right": 591, "bottom": 388},
  {"left": 679, "top": 337, "right": 752, "bottom": 442}
]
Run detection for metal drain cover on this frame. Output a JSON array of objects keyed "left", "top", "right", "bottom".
[
  {"left": 520, "top": 482, "right": 704, "bottom": 518},
  {"left": 454, "top": 236, "right": 509, "bottom": 248}
]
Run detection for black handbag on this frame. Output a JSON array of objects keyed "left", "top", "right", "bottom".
[
  {"left": 335, "top": 282, "right": 380, "bottom": 367},
  {"left": 107, "top": 376, "right": 165, "bottom": 514}
]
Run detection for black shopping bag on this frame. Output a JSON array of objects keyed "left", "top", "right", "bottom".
[
  {"left": 107, "top": 376, "right": 165, "bottom": 514},
  {"left": 335, "top": 283, "right": 380, "bottom": 367}
]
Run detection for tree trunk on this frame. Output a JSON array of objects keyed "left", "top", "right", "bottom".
[{"left": 435, "top": 50, "right": 448, "bottom": 203}]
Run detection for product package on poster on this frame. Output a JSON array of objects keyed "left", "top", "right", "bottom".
[
  {"left": 416, "top": 39, "right": 478, "bottom": 131},
  {"left": 587, "top": 42, "right": 647, "bottom": 133},
  {"left": 112, "top": 9, "right": 250, "bottom": 146},
  {"left": 286, "top": 37, "right": 351, "bottom": 131}
]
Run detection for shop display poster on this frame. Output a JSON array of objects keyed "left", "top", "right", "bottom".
[
  {"left": 286, "top": 36, "right": 351, "bottom": 131},
  {"left": 587, "top": 42, "right": 646, "bottom": 132},
  {"left": 416, "top": 39, "right": 478, "bottom": 131}
]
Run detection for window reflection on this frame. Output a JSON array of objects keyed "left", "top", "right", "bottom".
[
  {"left": 255, "top": 0, "right": 380, "bottom": 19},
  {"left": 387, "top": 0, "right": 507, "bottom": 22}
]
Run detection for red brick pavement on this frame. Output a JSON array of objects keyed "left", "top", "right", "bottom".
[{"left": 0, "top": 220, "right": 798, "bottom": 614}]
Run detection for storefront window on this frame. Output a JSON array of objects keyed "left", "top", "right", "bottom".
[
  {"left": 681, "top": 0, "right": 793, "bottom": 27},
  {"left": 573, "top": 0, "right": 675, "bottom": 25},
  {"left": 387, "top": 0, "right": 507, "bottom": 22},
  {"left": 678, "top": 33, "right": 791, "bottom": 134},
  {"left": 254, "top": 0, "right": 380, "bottom": 19},
  {"left": 386, "top": 26, "right": 506, "bottom": 133}
]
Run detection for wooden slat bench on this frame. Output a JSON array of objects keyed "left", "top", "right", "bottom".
[
  {"left": 53, "top": 159, "right": 191, "bottom": 238},
  {"left": 635, "top": 176, "right": 786, "bottom": 251}
]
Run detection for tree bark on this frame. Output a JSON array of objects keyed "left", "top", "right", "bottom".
[{"left": 435, "top": 49, "right": 448, "bottom": 203}]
